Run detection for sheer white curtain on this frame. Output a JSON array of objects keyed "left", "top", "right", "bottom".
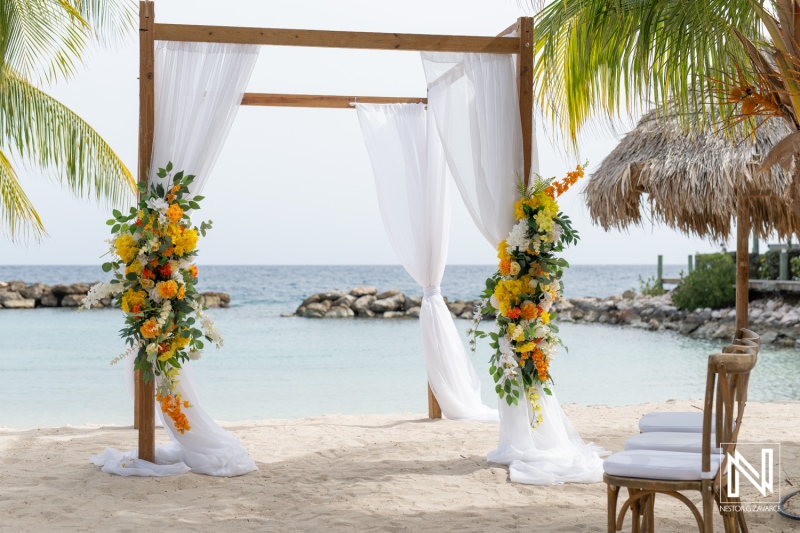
[
  {"left": 356, "top": 103, "right": 496, "bottom": 422},
  {"left": 422, "top": 52, "right": 607, "bottom": 484},
  {"left": 92, "top": 41, "right": 259, "bottom": 477}
]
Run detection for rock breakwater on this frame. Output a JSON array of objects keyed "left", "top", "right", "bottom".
[
  {"left": 294, "top": 287, "right": 800, "bottom": 347},
  {"left": 0, "top": 281, "right": 230, "bottom": 309},
  {"left": 292, "top": 286, "right": 479, "bottom": 320}
]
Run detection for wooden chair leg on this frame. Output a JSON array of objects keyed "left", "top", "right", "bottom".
[
  {"left": 701, "top": 483, "right": 715, "bottom": 533},
  {"left": 608, "top": 484, "right": 620, "bottom": 533},
  {"left": 645, "top": 493, "right": 655, "bottom": 533},
  {"left": 629, "top": 488, "right": 642, "bottom": 533},
  {"left": 733, "top": 497, "right": 748, "bottom": 533}
]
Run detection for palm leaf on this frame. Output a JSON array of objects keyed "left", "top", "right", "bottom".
[
  {"left": 533, "top": 0, "right": 765, "bottom": 146},
  {"left": 0, "top": 147, "right": 44, "bottom": 240},
  {"left": 0, "top": 0, "right": 135, "bottom": 84},
  {"left": 0, "top": 72, "right": 135, "bottom": 213}
]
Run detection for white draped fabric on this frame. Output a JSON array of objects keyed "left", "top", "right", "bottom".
[
  {"left": 422, "top": 52, "right": 607, "bottom": 484},
  {"left": 92, "top": 41, "right": 259, "bottom": 477},
  {"left": 356, "top": 103, "right": 497, "bottom": 422}
]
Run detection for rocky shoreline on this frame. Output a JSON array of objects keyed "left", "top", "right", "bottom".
[
  {"left": 0, "top": 281, "right": 231, "bottom": 309},
  {"left": 292, "top": 287, "right": 800, "bottom": 347}
]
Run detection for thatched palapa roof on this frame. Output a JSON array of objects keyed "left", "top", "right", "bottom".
[{"left": 585, "top": 111, "right": 800, "bottom": 241}]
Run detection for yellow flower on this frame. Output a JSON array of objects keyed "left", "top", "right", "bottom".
[
  {"left": 120, "top": 289, "right": 147, "bottom": 313},
  {"left": 164, "top": 223, "right": 183, "bottom": 239},
  {"left": 140, "top": 319, "right": 160, "bottom": 339},
  {"left": 173, "top": 229, "right": 198, "bottom": 257},
  {"left": 513, "top": 197, "right": 540, "bottom": 220},
  {"left": 497, "top": 240, "right": 510, "bottom": 262},
  {"left": 166, "top": 204, "right": 183, "bottom": 223},
  {"left": 125, "top": 260, "right": 144, "bottom": 276},
  {"left": 509, "top": 324, "right": 526, "bottom": 342},
  {"left": 156, "top": 280, "right": 178, "bottom": 299},
  {"left": 177, "top": 284, "right": 186, "bottom": 300},
  {"left": 533, "top": 210, "right": 553, "bottom": 233},
  {"left": 115, "top": 234, "right": 138, "bottom": 264},
  {"left": 515, "top": 341, "right": 537, "bottom": 353},
  {"left": 493, "top": 275, "right": 532, "bottom": 316},
  {"left": 540, "top": 312, "right": 551, "bottom": 325}
]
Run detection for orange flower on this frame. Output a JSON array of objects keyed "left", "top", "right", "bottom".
[
  {"left": 189, "top": 265, "right": 198, "bottom": 278},
  {"left": 157, "top": 393, "right": 192, "bottom": 434},
  {"left": 140, "top": 318, "right": 160, "bottom": 339},
  {"left": 520, "top": 301, "right": 539, "bottom": 321},
  {"left": 157, "top": 264, "right": 172, "bottom": 278},
  {"left": 506, "top": 307, "right": 521, "bottom": 319},
  {"left": 156, "top": 280, "right": 178, "bottom": 299},
  {"left": 499, "top": 258, "right": 512, "bottom": 276},
  {"left": 166, "top": 204, "right": 183, "bottom": 223},
  {"left": 177, "top": 284, "right": 186, "bottom": 300},
  {"left": 131, "top": 304, "right": 141, "bottom": 314},
  {"left": 142, "top": 268, "right": 155, "bottom": 280},
  {"left": 163, "top": 247, "right": 174, "bottom": 257}
]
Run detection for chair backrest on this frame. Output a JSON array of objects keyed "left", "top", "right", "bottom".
[
  {"left": 701, "top": 351, "right": 758, "bottom": 488},
  {"left": 734, "top": 328, "right": 760, "bottom": 345}
]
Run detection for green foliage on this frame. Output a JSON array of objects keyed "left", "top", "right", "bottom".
[
  {"left": 672, "top": 253, "right": 736, "bottom": 311},
  {"left": 0, "top": 0, "right": 136, "bottom": 241},
  {"left": 532, "top": 0, "right": 762, "bottom": 145},
  {"left": 791, "top": 256, "right": 800, "bottom": 280},
  {"left": 638, "top": 275, "right": 665, "bottom": 297}
]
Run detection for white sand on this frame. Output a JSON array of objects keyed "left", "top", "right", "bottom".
[{"left": 1, "top": 400, "right": 797, "bottom": 532}]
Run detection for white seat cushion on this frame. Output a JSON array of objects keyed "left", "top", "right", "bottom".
[
  {"left": 603, "top": 450, "right": 720, "bottom": 481},
  {"left": 638, "top": 412, "right": 713, "bottom": 433},
  {"left": 625, "top": 431, "right": 719, "bottom": 454}
]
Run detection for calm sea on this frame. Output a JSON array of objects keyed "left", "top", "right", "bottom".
[{"left": 0, "top": 264, "right": 796, "bottom": 429}]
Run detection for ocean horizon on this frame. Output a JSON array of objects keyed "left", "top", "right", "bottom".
[{"left": 1, "top": 264, "right": 797, "bottom": 429}]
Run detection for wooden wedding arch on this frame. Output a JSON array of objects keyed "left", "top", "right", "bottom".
[{"left": 134, "top": 0, "right": 536, "bottom": 462}]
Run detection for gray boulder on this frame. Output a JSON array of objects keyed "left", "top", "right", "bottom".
[
  {"left": 303, "top": 302, "right": 328, "bottom": 318},
  {"left": 3, "top": 298, "right": 35, "bottom": 309},
  {"left": 383, "top": 311, "right": 406, "bottom": 318},
  {"left": 350, "top": 286, "right": 378, "bottom": 297},
  {"left": 60, "top": 294, "right": 84, "bottom": 307},
  {"left": 319, "top": 290, "right": 346, "bottom": 301},
  {"left": 333, "top": 294, "right": 356, "bottom": 308},
  {"left": 375, "top": 289, "right": 401, "bottom": 300},
  {"left": 7, "top": 281, "right": 26, "bottom": 292},
  {"left": 371, "top": 293, "right": 405, "bottom": 313},
  {"left": 70, "top": 283, "right": 90, "bottom": 294},
  {"left": 0, "top": 291, "right": 22, "bottom": 305},
  {"left": 404, "top": 296, "right": 422, "bottom": 310},
  {"left": 19, "top": 283, "right": 47, "bottom": 300},
  {"left": 357, "top": 309, "right": 375, "bottom": 318},
  {"left": 405, "top": 306, "right": 421, "bottom": 318},
  {"left": 352, "top": 295, "right": 376, "bottom": 313},
  {"left": 301, "top": 294, "right": 321, "bottom": 306},
  {"left": 447, "top": 300, "right": 467, "bottom": 316},
  {"left": 39, "top": 293, "right": 58, "bottom": 307},
  {"left": 325, "top": 305, "right": 355, "bottom": 318}
]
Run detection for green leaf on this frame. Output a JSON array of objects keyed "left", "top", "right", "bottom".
[{"left": 101, "top": 262, "right": 112, "bottom": 272}]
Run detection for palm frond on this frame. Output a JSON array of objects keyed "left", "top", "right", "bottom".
[
  {"left": 0, "top": 73, "right": 136, "bottom": 211},
  {"left": 533, "top": 0, "right": 765, "bottom": 147},
  {"left": 0, "top": 0, "right": 135, "bottom": 84},
  {"left": 0, "top": 147, "right": 44, "bottom": 241}
]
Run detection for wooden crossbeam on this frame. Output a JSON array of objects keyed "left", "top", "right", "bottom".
[
  {"left": 241, "top": 93, "right": 426, "bottom": 108},
  {"left": 154, "top": 24, "right": 519, "bottom": 54}
]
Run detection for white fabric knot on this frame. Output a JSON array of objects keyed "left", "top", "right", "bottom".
[{"left": 423, "top": 286, "right": 441, "bottom": 298}]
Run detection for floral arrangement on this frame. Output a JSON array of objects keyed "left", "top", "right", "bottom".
[
  {"left": 470, "top": 165, "right": 584, "bottom": 428},
  {"left": 81, "top": 163, "right": 223, "bottom": 434}
]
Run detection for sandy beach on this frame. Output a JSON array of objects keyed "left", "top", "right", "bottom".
[{"left": 1, "top": 400, "right": 797, "bottom": 532}]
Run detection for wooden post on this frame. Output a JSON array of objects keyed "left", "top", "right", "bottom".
[
  {"left": 516, "top": 17, "right": 534, "bottom": 187},
  {"left": 137, "top": 0, "right": 156, "bottom": 463},
  {"left": 428, "top": 384, "right": 442, "bottom": 419},
  {"left": 752, "top": 230, "right": 759, "bottom": 255},
  {"left": 736, "top": 192, "right": 750, "bottom": 331},
  {"left": 688, "top": 255, "right": 694, "bottom": 274},
  {"left": 657, "top": 255, "right": 663, "bottom": 289},
  {"left": 780, "top": 247, "right": 789, "bottom": 280}
]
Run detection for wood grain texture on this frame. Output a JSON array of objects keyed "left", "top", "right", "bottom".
[
  {"left": 736, "top": 192, "right": 750, "bottom": 331},
  {"left": 137, "top": 0, "right": 156, "bottom": 463},
  {"left": 154, "top": 24, "right": 519, "bottom": 54},
  {"left": 241, "top": 93, "right": 427, "bottom": 108},
  {"left": 516, "top": 17, "right": 534, "bottom": 187},
  {"left": 428, "top": 384, "right": 442, "bottom": 420}
]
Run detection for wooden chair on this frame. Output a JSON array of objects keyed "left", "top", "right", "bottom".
[
  {"left": 637, "top": 330, "right": 759, "bottom": 434},
  {"left": 604, "top": 349, "right": 758, "bottom": 533}
]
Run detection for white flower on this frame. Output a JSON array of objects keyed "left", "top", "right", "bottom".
[
  {"left": 533, "top": 325, "right": 549, "bottom": 339},
  {"left": 551, "top": 222, "right": 563, "bottom": 242},
  {"left": 147, "top": 287, "right": 163, "bottom": 304},
  {"left": 80, "top": 281, "right": 122, "bottom": 311},
  {"left": 529, "top": 279, "right": 539, "bottom": 290},
  {"left": 506, "top": 220, "right": 531, "bottom": 253},
  {"left": 551, "top": 279, "right": 561, "bottom": 293},
  {"left": 188, "top": 350, "right": 203, "bottom": 361},
  {"left": 509, "top": 261, "right": 521, "bottom": 276},
  {"left": 146, "top": 343, "right": 158, "bottom": 355},
  {"left": 146, "top": 197, "right": 168, "bottom": 213},
  {"left": 490, "top": 294, "right": 499, "bottom": 310},
  {"left": 498, "top": 336, "right": 514, "bottom": 356}
]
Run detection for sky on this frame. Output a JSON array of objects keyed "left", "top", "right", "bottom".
[{"left": 0, "top": 0, "right": 748, "bottom": 266}]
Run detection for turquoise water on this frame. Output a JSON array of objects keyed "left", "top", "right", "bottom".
[{"left": 0, "top": 265, "right": 797, "bottom": 429}]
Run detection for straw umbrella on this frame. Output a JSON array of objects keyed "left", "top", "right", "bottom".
[{"left": 585, "top": 111, "right": 800, "bottom": 329}]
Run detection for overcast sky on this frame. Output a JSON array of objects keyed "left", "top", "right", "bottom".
[{"left": 0, "top": 0, "right": 745, "bottom": 266}]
